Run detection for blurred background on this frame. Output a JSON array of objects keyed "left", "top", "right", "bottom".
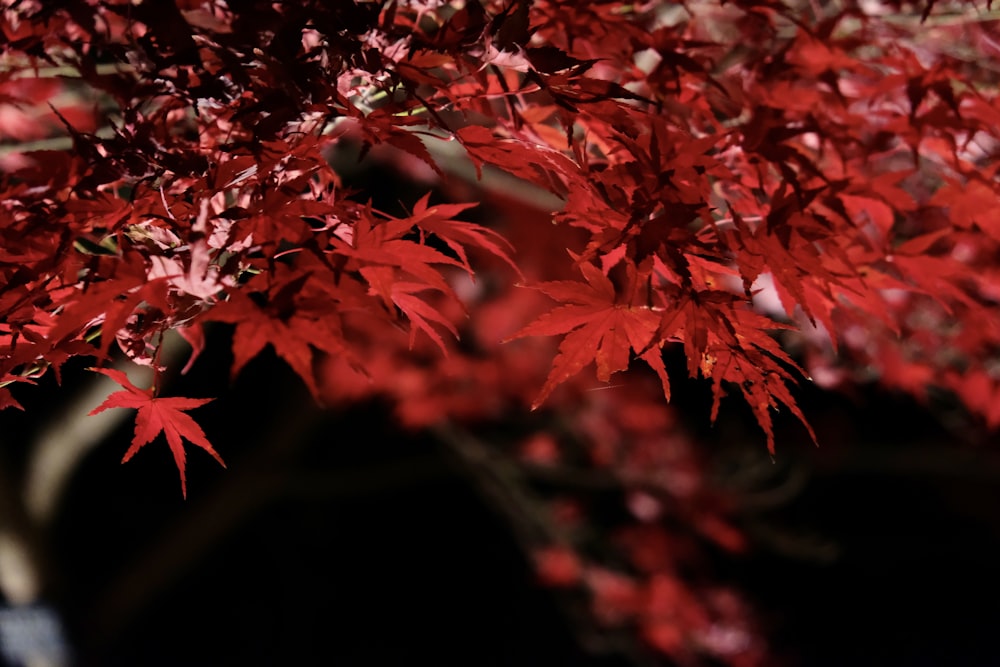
[{"left": 3, "top": 334, "right": 1000, "bottom": 667}]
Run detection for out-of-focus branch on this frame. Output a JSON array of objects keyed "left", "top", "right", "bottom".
[
  {"left": 0, "top": 127, "right": 117, "bottom": 157},
  {"left": 0, "top": 453, "right": 43, "bottom": 605},
  {"left": 432, "top": 422, "right": 661, "bottom": 667}
]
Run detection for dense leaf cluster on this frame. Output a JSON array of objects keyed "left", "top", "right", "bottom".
[{"left": 1, "top": 1, "right": 998, "bottom": 662}]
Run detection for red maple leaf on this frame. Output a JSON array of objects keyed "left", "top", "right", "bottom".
[
  {"left": 202, "top": 272, "right": 347, "bottom": 400},
  {"left": 406, "top": 192, "right": 520, "bottom": 277},
  {"left": 509, "top": 260, "right": 670, "bottom": 409},
  {"left": 88, "top": 368, "right": 224, "bottom": 498}
]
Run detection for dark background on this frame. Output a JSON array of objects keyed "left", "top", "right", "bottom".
[{"left": 4, "top": 336, "right": 1000, "bottom": 667}]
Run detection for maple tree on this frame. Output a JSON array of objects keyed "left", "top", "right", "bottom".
[{"left": 2, "top": 0, "right": 999, "bottom": 663}]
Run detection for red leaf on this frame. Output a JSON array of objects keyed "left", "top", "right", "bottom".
[
  {"left": 203, "top": 278, "right": 346, "bottom": 400},
  {"left": 88, "top": 368, "right": 224, "bottom": 498},
  {"left": 533, "top": 546, "right": 583, "bottom": 588},
  {"left": 0, "top": 385, "right": 24, "bottom": 411},
  {"left": 509, "top": 261, "right": 670, "bottom": 408},
  {"left": 389, "top": 281, "right": 459, "bottom": 354},
  {"left": 456, "top": 125, "right": 583, "bottom": 195},
  {"left": 407, "top": 192, "right": 521, "bottom": 277}
]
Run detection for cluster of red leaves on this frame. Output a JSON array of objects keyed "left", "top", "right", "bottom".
[{"left": 2, "top": 0, "right": 999, "bottom": 662}]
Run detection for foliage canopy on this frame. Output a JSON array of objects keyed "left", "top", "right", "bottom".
[{"left": 1, "top": 0, "right": 998, "bottom": 662}]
